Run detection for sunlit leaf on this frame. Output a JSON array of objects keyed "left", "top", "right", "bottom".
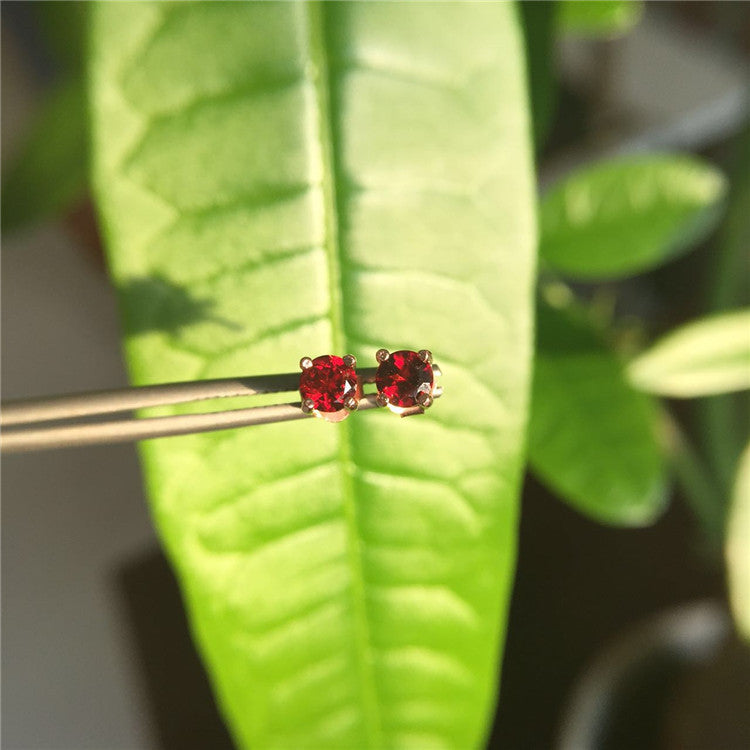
[
  {"left": 727, "top": 443, "right": 750, "bottom": 640},
  {"left": 559, "top": 0, "right": 643, "bottom": 37},
  {"left": 629, "top": 310, "right": 750, "bottom": 398},
  {"left": 90, "top": 3, "right": 536, "bottom": 748},
  {"left": 529, "top": 301, "right": 666, "bottom": 526},
  {"left": 540, "top": 155, "right": 727, "bottom": 279}
]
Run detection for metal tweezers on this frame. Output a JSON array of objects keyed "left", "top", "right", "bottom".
[{"left": 1, "top": 367, "right": 400, "bottom": 454}]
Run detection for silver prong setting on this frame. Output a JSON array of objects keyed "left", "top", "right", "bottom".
[
  {"left": 418, "top": 349, "right": 433, "bottom": 364},
  {"left": 375, "top": 348, "right": 390, "bottom": 363},
  {"left": 344, "top": 396, "right": 359, "bottom": 411},
  {"left": 301, "top": 398, "right": 315, "bottom": 414},
  {"left": 416, "top": 386, "right": 433, "bottom": 408},
  {"left": 299, "top": 356, "right": 313, "bottom": 370},
  {"left": 343, "top": 354, "right": 356, "bottom": 368},
  {"left": 416, "top": 394, "right": 433, "bottom": 409},
  {"left": 376, "top": 392, "right": 389, "bottom": 408}
]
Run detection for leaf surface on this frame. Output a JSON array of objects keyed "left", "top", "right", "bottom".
[
  {"left": 529, "top": 301, "right": 666, "bottom": 525},
  {"left": 540, "top": 155, "right": 726, "bottom": 279},
  {"left": 90, "top": 3, "right": 536, "bottom": 748},
  {"left": 629, "top": 310, "right": 750, "bottom": 398}
]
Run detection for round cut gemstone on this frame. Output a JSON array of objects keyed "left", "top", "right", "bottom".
[
  {"left": 376, "top": 350, "right": 434, "bottom": 408},
  {"left": 299, "top": 355, "right": 357, "bottom": 413}
]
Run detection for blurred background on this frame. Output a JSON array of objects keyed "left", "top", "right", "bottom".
[{"left": 2, "top": 2, "right": 749, "bottom": 749}]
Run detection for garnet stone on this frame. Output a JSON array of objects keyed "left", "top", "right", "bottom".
[
  {"left": 299, "top": 355, "right": 357, "bottom": 413},
  {"left": 376, "top": 350, "right": 434, "bottom": 408}
]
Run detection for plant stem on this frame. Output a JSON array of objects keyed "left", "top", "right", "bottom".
[{"left": 659, "top": 406, "right": 725, "bottom": 554}]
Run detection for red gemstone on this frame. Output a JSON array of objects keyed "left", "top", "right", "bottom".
[
  {"left": 376, "top": 350, "right": 434, "bottom": 408},
  {"left": 299, "top": 355, "right": 358, "bottom": 413}
]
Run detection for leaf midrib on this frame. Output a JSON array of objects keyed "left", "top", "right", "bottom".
[{"left": 308, "top": 4, "right": 383, "bottom": 746}]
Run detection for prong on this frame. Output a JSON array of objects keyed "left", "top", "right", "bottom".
[
  {"left": 432, "top": 385, "right": 444, "bottom": 399},
  {"left": 418, "top": 349, "right": 433, "bottom": 364},
  {"left": 301, "top": 398, "right": 315, "bottom": 414},
  {"left": 375, "top": 348, "right": 390, "bottom": 363},
  {"left": 432, "top": 364, "right": 442, "bottom": 378},
  {"left": 416, "top": 391, "right": 433, "bottom": 408},
  {"left": 299, "top": 356, "right": 313, "bottom": 370},
  {"left": 376, "top": 392, "right": 389, "bottom": 407},
  {"left": 344, "top": 396, "right": 358, "bottom": 411},
  {"left": 343, "top": 354, "right": 356, "bottom": 368}
]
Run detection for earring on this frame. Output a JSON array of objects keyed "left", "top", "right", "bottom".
[
  {"left": 374, "top": 349, "right": 441, "bottom": 414},
  {"left": 299, "top": 354, "right": 359, "bottom": 422}
]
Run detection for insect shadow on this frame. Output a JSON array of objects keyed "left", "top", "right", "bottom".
[{"left": 117, "top": 275, "right": 242, "bottom": 337}]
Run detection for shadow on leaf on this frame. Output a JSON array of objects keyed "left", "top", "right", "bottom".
[{"left": 117, "top": 275, "right": 241, "bottom": 336}]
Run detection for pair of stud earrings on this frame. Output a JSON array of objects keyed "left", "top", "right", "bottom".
[{"left": 298, "top": 348, "right": 442, "bottom": 422}]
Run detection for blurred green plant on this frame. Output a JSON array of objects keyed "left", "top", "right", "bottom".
[
  {"left": 629, "top": 311, "right": 750, "bottom": 398},
  {"left": 530, "top": 298, "right": 665, "bottom": 525},
  {"left": 1, "top": 2, "right": 88, "bottom": 231},
  {"left": 539, "top": 155, "right": 727, "bottom": 279},
  {"left": 559, "top": 0, "right": 643, "bottom": 37},
  {"left": 520, "top": 0, "right": 644, "bottom": 155},
  {"left": 531, "top": 148, "right": 749, "bottom": 567},
  {"left": 728, "top": 444, "right": 750, "bottom": 640},
  {"left": 4, "top": 1, "right": 749, "bottom": 747},
  {"left": 1, "top": 78, "right": 87, "bottom": 231},
  {"left": 519, "top": 1, "right": 558, "bottom": 149}
]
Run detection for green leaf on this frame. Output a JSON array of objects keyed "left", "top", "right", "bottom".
[
  {"left": 529, "top": 301, "right": 666, "bottom": 526},
  {"left": 727, "top": 443, "right": 750, "bottom": 640},
  {"left": 558, "top": 0, "right": 643, "bottom": 37},
  {"left": 90, "top": 3, "right": 536, "bottom": 749},
  {"left": 540, "top": 155, "right": 727, "bottom": 280},
  {"left": 2, "top": 77, "right": 87, "bottom": 232},
  {"left": 629, "top": 310, "right": 750, "bottom": 398}
]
